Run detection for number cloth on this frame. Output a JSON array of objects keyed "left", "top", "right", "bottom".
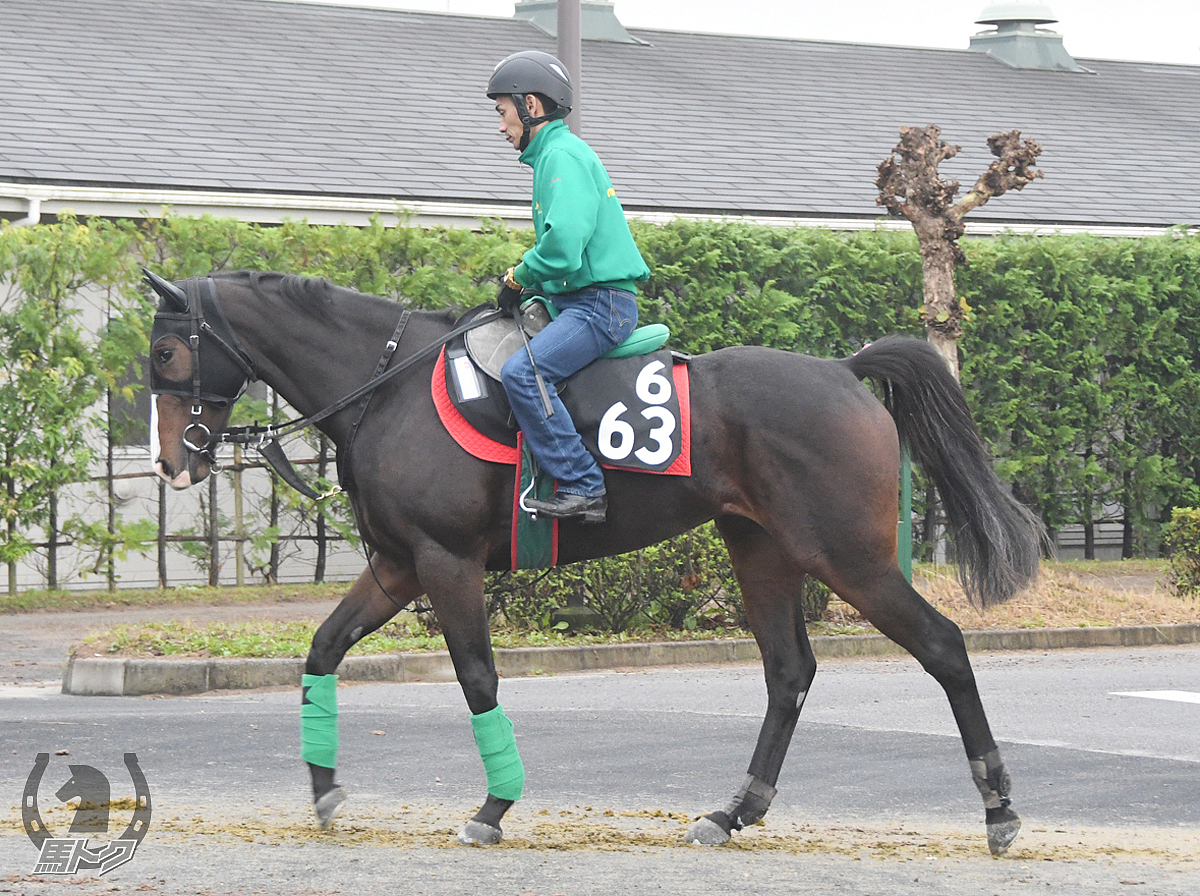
[{"left": 433, "top": 345, "right": 691, "bottom": 477}]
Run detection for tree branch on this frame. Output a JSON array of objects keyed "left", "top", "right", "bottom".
[
  {"left": 875, "top": 125, "right": 1044, "bottom": 378},
  {"left": 952, "top": 130, "right": 1044, "bottom": 219}
]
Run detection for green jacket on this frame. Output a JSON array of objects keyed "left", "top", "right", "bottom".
[{"left": 512, "top": 120, "right": 650, "bottom": 295}]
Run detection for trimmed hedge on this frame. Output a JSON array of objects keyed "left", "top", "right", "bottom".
[{"left": 3, "top": 214, "right": 1199, "bottom": 620}]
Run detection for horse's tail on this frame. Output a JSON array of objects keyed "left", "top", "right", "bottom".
[{"left": 840, "top": 336, "right": 1047, "bottom": 609}]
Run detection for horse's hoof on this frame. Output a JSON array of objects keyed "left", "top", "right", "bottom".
[
  {"left": 457, "top": 820, "right": 503, "bottom": 846},
  {"left": 987, "top": 814, "right": 1021, "bottom": 856},
  {"left": 686, "top": 816, "right": 731, "bottom": 846},
  {"left": 314, "top": 786, "right": 346, "bottom": 831}
]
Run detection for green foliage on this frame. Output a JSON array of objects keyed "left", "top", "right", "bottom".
[
  {"left": 486, "top": 522, "right": 742, "bottom": 634},
  {"left": 0, "top": 215, "right": 144, "bottom": 575},
  {"left": 962, "top": 230, "right": 1200, "bottom": 552},
  {"left": 5, "top": 211, "right": 1200, "bottom": 605},
  {"left": 1163, "top": 507, "right": 1200, "bottom": 598},
  {"left": 633, "top": 221, "right": 924, "bottom": 355}
]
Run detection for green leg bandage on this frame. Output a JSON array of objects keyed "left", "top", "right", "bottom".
[
  {"left": 471, "top": 704, "right": 525, "bottom": 801},
  {"left": 300, "top": 673, "right": 339, "bottom": 769}
]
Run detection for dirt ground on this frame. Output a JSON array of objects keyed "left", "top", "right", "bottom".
[{"left": 910, "top": 562, "right": 1193, "bottom": 631}]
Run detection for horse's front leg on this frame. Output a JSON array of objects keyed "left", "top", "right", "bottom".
[
  {"left": 302, "top": 555, "right": 421, "bottom": 830},
  {"left": 417, "top": 545, "right": 523, "bottom": 847}
]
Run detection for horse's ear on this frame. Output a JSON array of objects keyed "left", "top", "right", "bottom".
[{"left": 143, "top": 268, "right": 188, "bottom": 312}]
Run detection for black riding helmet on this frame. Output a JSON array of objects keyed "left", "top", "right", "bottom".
[{"left": 487, "top": 50, "right": 573, "bottom": 150}]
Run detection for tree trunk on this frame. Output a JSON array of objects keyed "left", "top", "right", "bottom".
[
  {"left": 47, "top": 480, "right": 58, "bottom": 590},
  {"left": 877, "top": 125, "right": 1043, "bottom": 383},
  {"left": 921, "top": 253, "right": 961, "bottom": 381}
]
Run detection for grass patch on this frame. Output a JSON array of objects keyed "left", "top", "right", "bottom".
[
  {"left": 76, "top": 614, "right": 763, "bottom": 660},
  {"left": 78, "top": 617, "right": 440, "bottom": 659},
  {"left": 45, "top": 558, "right": 1188, "bottom": 660}
]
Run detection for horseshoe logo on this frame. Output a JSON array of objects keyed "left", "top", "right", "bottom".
[{"left": 22, "top": 752, "right": 153, "bottom": 849}]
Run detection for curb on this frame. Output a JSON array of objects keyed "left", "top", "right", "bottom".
[{"left": 60, "top": 623, "right": 1200, "bottom": 697}]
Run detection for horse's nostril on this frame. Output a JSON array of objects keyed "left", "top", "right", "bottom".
[{"left": 158, "top": 458, "right": 174, "bottom": 479}]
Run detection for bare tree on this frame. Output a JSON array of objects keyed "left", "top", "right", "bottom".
[{"left": 877, "top": 126, "right": 1043, "bottom": 380}]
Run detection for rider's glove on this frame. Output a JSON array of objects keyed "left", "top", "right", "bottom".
[{"left": 498, "top": 267, "right": 524, "bottom": 315}]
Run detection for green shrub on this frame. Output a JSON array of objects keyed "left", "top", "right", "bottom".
[
  {"left": 801, "top": 577, "right": 832, "bottom": 622},
  {"left": 1164, "top": 507, "right": 1200, "bottom": 597},
  {"left": 482, "top": 522, "right": 743, "bottom": 634}
]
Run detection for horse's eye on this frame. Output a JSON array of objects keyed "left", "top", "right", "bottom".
[{"left": 156, "top": 348, "right": 174, "bottom": 364}]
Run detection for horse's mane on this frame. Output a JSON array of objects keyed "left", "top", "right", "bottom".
[
  {"left": 278, "top": 274, "right": 369, "bottom": 322},
  {"left": 215, "top": 271, "right": 455, "bottom": 329}
]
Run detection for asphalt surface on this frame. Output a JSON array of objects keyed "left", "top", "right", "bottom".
[{"left": 2, "top": 639, "right": 1199, "bottom": 895}]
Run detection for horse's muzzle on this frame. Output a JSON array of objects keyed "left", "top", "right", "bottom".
[{"left": 155, "top": 456, "right": 200, "bottom": 490}]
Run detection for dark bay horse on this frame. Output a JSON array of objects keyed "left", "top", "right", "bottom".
[{"left": 147, "top": 270, "right": 1043, "bottom": 855}]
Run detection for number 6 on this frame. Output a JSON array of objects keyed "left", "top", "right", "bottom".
[
  {"left": 635, "top": 360, "right": 672, "bottom": 405},
  {"left": 598, "top": 401, "right": 635, "bottom": 460}
]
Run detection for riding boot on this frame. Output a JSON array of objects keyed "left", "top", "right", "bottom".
[{"left": 524, "top": 491, "right": 607, "bottom": 523}]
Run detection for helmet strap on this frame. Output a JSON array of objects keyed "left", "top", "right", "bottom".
[{"left": 511, "top": 94, "right": 566, "bottom": 151}]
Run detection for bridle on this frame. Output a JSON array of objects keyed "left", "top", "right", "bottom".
[
  {"left": 147, "top": 271, "right": 505, "bottom": 612},
  {"left": 149, "top": 275, "right": 258, "bottom": 474},
  {"left": 148, "top": 272, "right": 501, "bottom": 497}
]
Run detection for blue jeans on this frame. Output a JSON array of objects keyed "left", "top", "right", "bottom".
[{"left": 501, "top": 286, "right": 638, "bottom": 496}]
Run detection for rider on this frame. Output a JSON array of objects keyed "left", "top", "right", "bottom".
[{"left": 488, "top": 50, "right": 650, "bottom": 523}]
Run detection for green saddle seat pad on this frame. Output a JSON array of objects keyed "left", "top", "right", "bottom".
[{"left": 529, "top": 296, "right": 669, "bottom": 359}]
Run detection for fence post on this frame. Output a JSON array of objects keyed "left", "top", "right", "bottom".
[
  {"left": 106, "top": 400, "right": 116, "bottom": 591},
  {"left": 48, "top": 485, "right": 58, "bottom": 591},
  {"left": 898, "top": 445, "right": 913, "bottom": 583},
  {"left": 233, "top": 443, "right": 245, "bottom": 587},
  {"left": 208, "top": 473, "right": 219, "bottom": 586},
  {"left": 268, "top": 391, "right": 280, "bottom": 583},
  {"left": 5, "top": 457, "right": 15, "bottom": 594},
  {"left": 157, "top": 478, "right": 168, "bottom": 587},
  {"left": 315, "top": 434, "right": 328, "bottom": 583}
]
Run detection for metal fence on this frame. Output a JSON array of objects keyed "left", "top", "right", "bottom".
[{"left": 5, "top": 438, "right": 364, "bottom": 595}]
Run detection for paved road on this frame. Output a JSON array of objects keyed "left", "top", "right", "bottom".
[{"left": 2, "top": 645, "right": 1199, "bottom": 895}]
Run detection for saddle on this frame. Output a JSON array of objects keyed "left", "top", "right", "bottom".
[
  {"left": 435, "top": 299, "right": 690, "bottom": 477},
  {"left": 463, "top": 296, "right": 671, "bottom": 380}
]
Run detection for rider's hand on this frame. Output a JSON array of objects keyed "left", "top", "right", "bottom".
[
  {"left": 498, "top": 267, "right": 523, "bottom": 315},
  {"left": 497, "top": 284, "right": 523, "bottom": 315}
]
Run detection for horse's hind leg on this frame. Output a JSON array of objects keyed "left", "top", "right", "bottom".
[
  {"left": 303, "top": 555, "right": 421, "bottom": 830},
  {"left": 832, "top": 565, "right": 1021, "bottom": 855},
  {"left": 688, "top": 516, "right": 817, "bottom": 846}
]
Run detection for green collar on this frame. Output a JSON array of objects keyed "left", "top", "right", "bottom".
[{"left": 518, "top": 119, "right": 567, "bottom": 166}]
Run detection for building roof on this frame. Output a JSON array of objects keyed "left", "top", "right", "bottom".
[{"left": 2, "top": 0, "right": 1198, "bottom": 231}]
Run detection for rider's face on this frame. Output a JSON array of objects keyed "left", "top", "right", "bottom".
[{"left": 495, "top": 95, "right": 525, "bottom": 150}]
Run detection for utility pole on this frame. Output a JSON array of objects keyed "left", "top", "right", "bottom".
[{"left": 558, "top": 0, "right": 582, "bottom": 134}]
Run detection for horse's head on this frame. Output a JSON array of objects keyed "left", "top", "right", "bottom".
[
  {"left": 145, "top": 270, "right": 255, "bottom": 489},
  {"left": 55, "top": 764, "right": 110, "bottom": 804}
]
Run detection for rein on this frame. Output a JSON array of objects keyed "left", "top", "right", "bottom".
[
  {"left": 158, "top": 275, "right": 503, "bottom": 498},
  {"left": 218, "top": 306, "right": 500, "bottom": 447}
]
